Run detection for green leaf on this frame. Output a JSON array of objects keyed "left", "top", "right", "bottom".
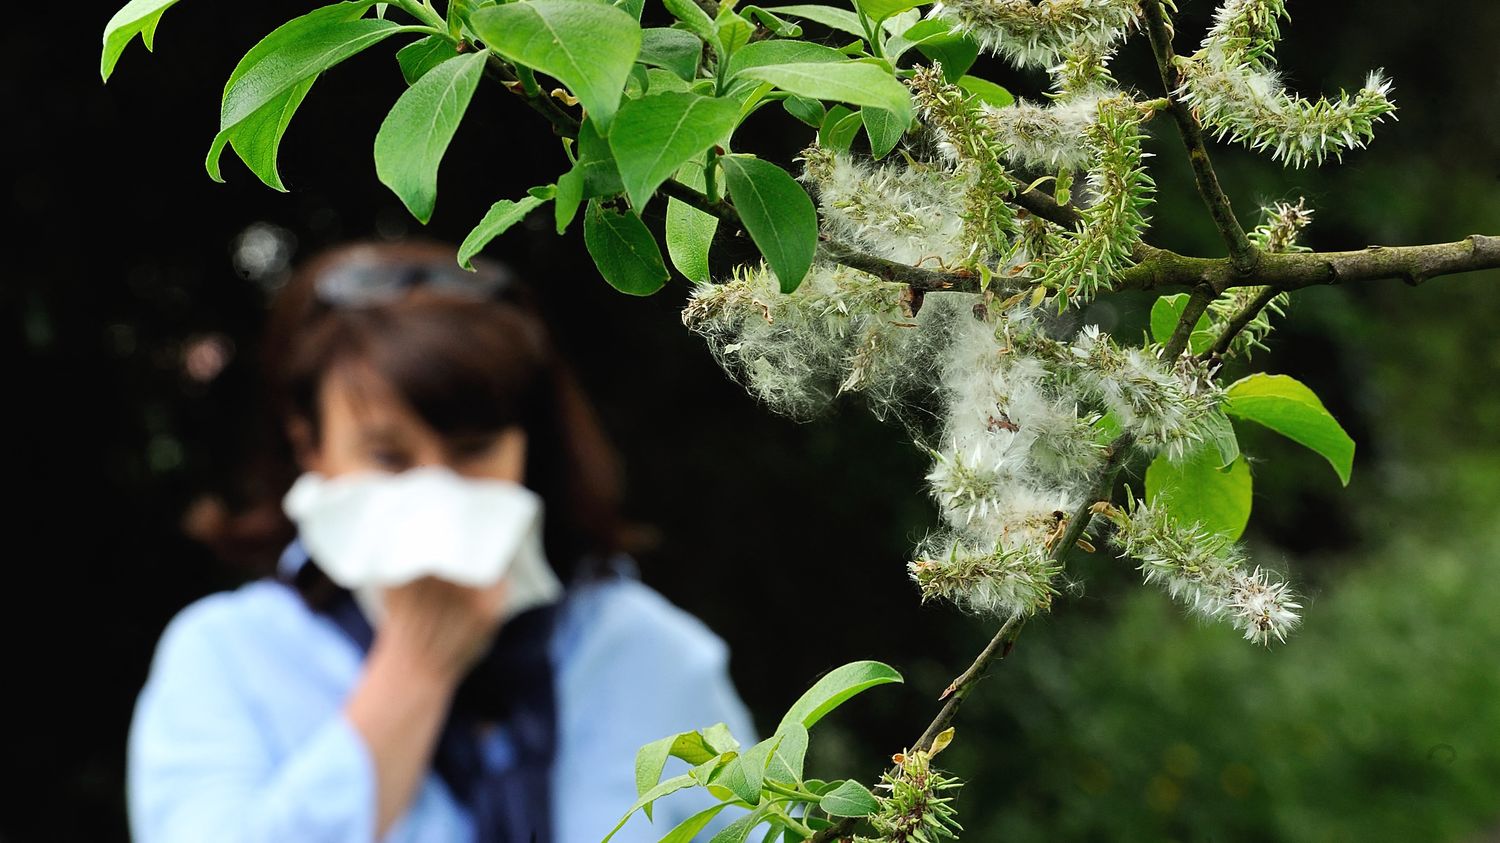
[
  {"left": 645, "top": 67, "right": 695, "bottom": 93},
  {"left": 101, "top": 0, "right": 181, "bottom": 81},
  {"left": 716, "top": 11, "right": 755, "bottom": 59},
  {"left": 956, "top": 74, "right": 1014, "bottom": 108},
  {"left": 899, "top": 21, "right": 977, "bottom": 80},
  {"left": 862, "top": 107, "right": 905, "bottom": 159},
  {"left": 782, "top": 95, "right": 825, "bottom": 127},
  {"left": 457, "top": 186, "right": 553, "bottom": 269},
  {"left": 554, "top": 166, "right": 585, "bottom": 233},
  {"left": 1146, "top": 451, "right": 1254, "bottom": 541},
  {"left": 763, "top": 4, "right": 866, "bottom": 37},
  {"left": 583, "top": 200, "right": 669, "bottom": 295},
  {"left": 854, "top": 0, "right": 922, "bottom": 24},
  {"left": 818, "top": 105, "right": 861, "bottom": 151},
  {"left": 601, "top": 773, "right": 698, "bottom": 842},
  {"left": 1225, "top": 374, "right": 1355, "bottom": 485},
  {"left": 395, "top": 35, "right": 459, "bottom": 85},
  {"left": 219, "top": 8, "right": 400, "bottom": 135},
  {"left": 818, "top": 779, "right": 880, "bottom": 816},
  {"left": 718, "top": 154, "right": 818, "bottom": 293},
  {"left": 764, "top": 723, "right": 810, "bottom": 784},
  {"left": 207, "top": 2, "right": 393, "bottom": 190},
  {"left": 710, "top": 805, "right": 775, "bottom": 843},
  {"left": 739, "top": 61, "right": 912, "bottom": 123},
  {"left": 633, "top": 728, "right": 721, "bottom": 818},
  {"left": 576, "top": 117, "right": 625, "bottom": 198},
  {"left": 615, "top": 0, "right": 646, "bottom": 20},
  {"left": 661, "top": 804, "right": 732, "bottom": 843},
  {"left": 639, "top": 27, "right": 703, "bottom": 80},
  {"left": 724, "top": 40, "right": 847, "bottom": 78},
  {"left": 662, "top": 0, "right": 724, "bottom": 58},
  {"left": 702, "top": 722, "right": 742, "bottom": 754},
  {"left": 609, "top": 92, "right": 739, "bottom": 211},
  {"left": 776, "top": 660, "right": 903, "bottom": 732},
  {"left": 667, "top": 158, "right": 718, "bottom": 283},
  {"left": 1149, "top": 293, "right": 1214, "bottom": 354},
  {"left": 470, "top": 0, "right": 642, "bottom": 129},
  {"left": 740, "top": 5, "right": 804, "bottom": 37},
  {"left": 374, "top": 50, "right": 488, "bottom": 223},
  {"left": 718, "top": 733, "right": 781, "bottom": 804}
]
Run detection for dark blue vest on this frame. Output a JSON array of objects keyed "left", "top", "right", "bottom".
[{"left": 277, "top": 539, "right": 630, "bottom": 843}]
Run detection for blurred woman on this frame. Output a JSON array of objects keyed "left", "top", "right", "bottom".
[{"left": 127, "top": 239, "right": 757, "bottom": 842}]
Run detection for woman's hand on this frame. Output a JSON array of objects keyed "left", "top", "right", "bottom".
[
  {"left": 346, "top": 576, "right": 509, "bottom": 838},
  {"left": 377, "top": 575, "right": 511, "bottom": 684}
]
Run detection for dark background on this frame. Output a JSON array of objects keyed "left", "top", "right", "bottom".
[{"left": 9, "top": 1, "right": 1500, "bottom": 840}]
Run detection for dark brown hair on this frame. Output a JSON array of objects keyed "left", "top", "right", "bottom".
[{"left": 186, "top": 238, "right": 630, "bottom": 595}]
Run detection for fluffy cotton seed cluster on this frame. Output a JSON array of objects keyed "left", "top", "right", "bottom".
[
  {"left": 1029, "top": 94, "right": 1155, "bottom": 305},
  {"left": 928, "top": 0, "right": 1141, "bottom": 69},
  {"left": 1177, "top": 0, "right": 1396, "bottom": 168},
  {"left": 982, "top": 92, "right": 1105, "bottom": 171},
  {"left": 681, "top": 262, "right": 954, "bottom": 424},
  {"left": 1110, "top": 497, "right": 1302, "bottom": 645},
  {"left": 799, "top": 146, "right": 970, "bottom": 266},
  {"left": 1064, "top": 324, "right": 1226, "bottom": 461},
  {"left": 909, "top": 306, "right": 1114, "bottom": 617},
  {"left": 909, "top": 65, "right": 1020, "bottom": 262}
]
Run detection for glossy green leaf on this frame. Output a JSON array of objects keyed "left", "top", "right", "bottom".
[
  {"left": 614, "top": 0, "right": 646, "bottom": 20},
  {"left": 609, "top": 92, "right": 739, "bottom": 211},
  {"left": 764, "top": 723, "right": 809, "bottom": 784},
  {"left": 738, "top": 61, "right": 912, "bottom": 123},
  {"left": 395, "top": 35, "right": 460, "bottom": 84},
  {"left": 470, "top": 0, "right": 642, "bottom": 129},
  {"left": 1225, "top": 374, "right": 1355, "bottom": 485},
  {"left": 716, "top": 11, "right": 755, "bottom": 58},
  {"left": 661, "top": 804, "right": 732, "bottom": 843},
  {"left": 905, "top": 23, "right": 978, "bottom": 80},
  {"left": 666, "top": 158, "right": 718, "bottom": 283},
  {"left": 862, "top": 106, "right": 905, "bottom": 159},
  {"left": 457, "top": 186, "right": 553, "bottom": 269},
  {"left": 1146, "top": 451, "right": 1254, "bottom": 541},
  {"left": 854, "top": 0, "right": 922, "bottom": 24},
  {"left": 725, "top": 40, "right": 846, "bottom": 78},
  {"left": 583, "top": 200, "right": 669, "bottom": 295},
  {"left": 575, "top": 118, "right": 625, "bottom": 198},
  {"left": 740, "top": 5, "right": 804, "bottom": 36},
  {"left": 818, "top": 779, "right": 880, "bottom": 816},
  {"left": 375, "top": 50, "right": 488, "bottom": 223},
  {"left": 663, "top": 0, "right": 724, "bottom": 57},
  {"left": 782, "top": 95, "right": 825, "bottom": 126},
  {"left": 206, "top": 3, "right": 391, "bottom": 190},
  {"left": 219, "top": 9, "right": 401, "bottom": 134},
  {"left": 553, "top": 166, "right": 585, "bottom": 233},
  {"left": 764, "top": 4, "right": 865, "bottom": 37},
  {"left": 719, "top": 154, "right": 818, "bottom": 293},
  {"left": 818, "top": 104, "right": 862, "bottom": 151},
  {"left": 1149, "top": 292, "right": 1214, "bottom": 354},
  {"left": 101, "top": 0, "right": 181, "bottom": 81},
  {"left": 956, "top": 74, "right": 1014, "bottom": 108},
  {"left": 776, "top": 660, "right": 903, "bottom": 731},
  {"left": 639, "top": 27, "right": 702, "bottom": 80}
]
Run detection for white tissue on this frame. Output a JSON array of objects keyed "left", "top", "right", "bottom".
[{"left": 281, "top": 465, "right": 563, "bottom": 626}]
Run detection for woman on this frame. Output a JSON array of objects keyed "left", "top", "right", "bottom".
[{"left": 127, "top": 239, "right": 757, "bottom": 842}]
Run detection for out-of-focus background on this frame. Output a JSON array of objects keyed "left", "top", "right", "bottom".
[{"left": 9, "top": 2, "right": 1500, "bottom": 840}]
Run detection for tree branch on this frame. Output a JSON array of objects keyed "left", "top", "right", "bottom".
[
  {"left": 1162, "top": 286, "right": 1214, "bottom": 359},
  {"left": 1141, "top": 0, "right": 1258, "bottom": 273}
]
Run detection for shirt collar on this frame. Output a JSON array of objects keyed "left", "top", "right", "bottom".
[{"left": 277, "top": 535, "right": 310, "bottom": 582}]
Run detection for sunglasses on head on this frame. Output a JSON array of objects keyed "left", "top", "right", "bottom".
[{"left": 313, "top": 254, "right": 522, "bottom": 310}]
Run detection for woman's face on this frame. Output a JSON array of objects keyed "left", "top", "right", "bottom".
[{"left": 293, "top": 364, "right": 526, "bottom": 483}]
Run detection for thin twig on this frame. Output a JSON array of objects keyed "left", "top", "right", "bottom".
[
  {"left": 1141, "top": 0, "right": 1257, "bottom": 273},
  {"left": 1162, "top": 286, "right": 1214, "bottom": 359}
]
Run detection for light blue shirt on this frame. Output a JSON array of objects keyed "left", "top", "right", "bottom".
[{"left": 127, "top": 542, "right": 759, "bottom": 842}]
